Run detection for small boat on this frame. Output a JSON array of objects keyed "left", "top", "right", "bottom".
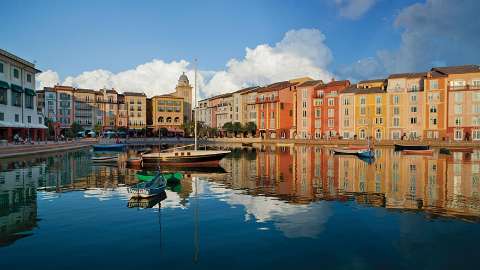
[
  {"left": 402, "top": 149, "right": 434, "bottom": 156},
  {"left": 394, "top": 144, "right": 429, "bottom": 151},
  {"left": 126, "top": 157, "right": 142, "bottom": 167},
  {"left": 135, "top": 171, "right": 157, "bottom": 182},
  {"left": 357, "top": 150, "right": 375, "bottom": 159},
  {"left": 128, "top": 172, "right": 167, "bottom": 198},
  {"left": 142, "top": 150, "right": 231, "bottom": 166},
  {"left": 163, "top": 172, "right": 183, "bottom": 184},
  {"left": 127, "top": 191, "right": 166, "bottom": 208},
  {"left": 92, "top": 156, "right": 118, "bottom": 163},
  {"left": 332, "top": 148, "right": 364, "bottom": 155},
  {"left": 92, "top": 144, "right": 125, "bottom": 152},
  {"left": 242, "top": 142, "right": 253, "bottom": 147}
]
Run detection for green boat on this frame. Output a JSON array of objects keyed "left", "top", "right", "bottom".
[{"left": 136, "top": 171, "right": 183, "bottom": 183}]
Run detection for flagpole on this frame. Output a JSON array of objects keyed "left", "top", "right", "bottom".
[{"left": 194, "top": 59, "right": 198, "bottom": 151}]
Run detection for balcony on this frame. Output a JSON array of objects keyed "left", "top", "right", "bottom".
[
  {"left": 448, "top": 85, "right": 480, "bottom": 91},
  {"left": 256, "top": 96, "right": 279, "bottom": 103}
]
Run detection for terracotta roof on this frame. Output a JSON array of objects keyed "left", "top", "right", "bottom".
[
  {"left": 123, "top": 92, "right": 146, "bottom": 96},
  {"left": 257, "top": 81, "right": 296, "bottom": 93},
  {"left": 432, "top": 65, "right": 480, "bottom": 75},
  {"left": 358, "top": 79, "right": 386, "bottom": 84},
  {"left": 315, "top": 80, "right": 351, "bottom": 90},
  {"left": 388, "top": 72, "right": 427, "bottom": 79},
  {"left": 233, "top": 86, "right": 259, "bottom": 94},
  {"left": 354, "top": 87, "right": 385, "bottom": 94},
  {"left": 341, "top": 85, "right": 361, "bottom": 94},
  {"left": 74, "top": 88, "right": 96, "bottom": 94},
  {"left": 297, "top": 80, "right": 324, "bottom": 88}
]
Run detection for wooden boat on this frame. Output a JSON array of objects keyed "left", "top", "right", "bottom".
[
  {"left": 126, "top": 157, "right": 142, "bottom": 167},
  {"left": 92, "top": 144, "right": 125, "bottom": 151},
  {"left": 394, "top": 144, "right": 429, "bottom": 151},
  {"left": 402, "top": 149, "right": 434, "bottom": 156},
  {"left": 91, "top": 156, "right": 118, "bottom": 163},
  {"left": 448, "top": 147, "right": 474, "bottom": 153},
  {"left": 128, "top": 172, "right": 167, "bottom": 198},
  {"left": 142, "top": 150, "right": 230, "bottom": 166}
]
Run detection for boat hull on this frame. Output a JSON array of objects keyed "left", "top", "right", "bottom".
[
  {"left": 402, "top": 149, "right": 434, "bottom": 156},
  {"left": 92, "top": 144, "right": 125, "bottom": 151},
  {"left": 394, "top": 144, "right": 430, "bottom": 151},
  {"left": 142, "top": 150, "right": 230, "bottom": 166}
]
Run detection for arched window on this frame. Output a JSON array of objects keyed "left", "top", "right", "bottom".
[
  {"left": 174, "top": 117, "right": 179, "bottom": 123},
  {"left": 158, "top": 117, "right": 164, "bottom": 123},
  {"left": 360, "top": 129, "right": 366, "bottom": 139},
  {"left": 166, "top": 117, "right": 172, "bottom": 123},
  {"left": 375, "top": 129, "right": 382, "bottom": 140}
]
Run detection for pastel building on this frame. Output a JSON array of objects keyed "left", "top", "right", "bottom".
[
  {"left": 386, "top": 72, "right": 425, "bottom": 140},
  {"left": 151, "top": 94, "right": 184, "bottom": 135},
  {"left": 424, "top": 68, "right": 449, "bottom": 139},
  {"left": 313, "top": 80, "right": 350, "bottom": 138},
  {"left": 353, "top": 79, "right": 387, "bottom": 140},
  {"left": 339, "top": 86, "right": 356, "bottom": 139},
  {"left": 256, "top": 81, "right": 297, "bottom": 139},
  {"left": 240, "top": 87, "right": 259, "bottom": 127},
  {"left": 295, "top": 80, "right": 324, "bottom": 139},
  {"left": 124, "top": 92, "right": 147, "bottom": 130},
  {"left": 73, "top": 88, "right": 96, "bottom": 130},
  {"left": 441, "top": 65, "right": 480, "bottom": 140},
  {"left": 215, "top": 93, "right": 233, "bottom": 130}
]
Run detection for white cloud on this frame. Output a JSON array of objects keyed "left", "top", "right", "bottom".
[
  {"left": 339, "top": 0, "right": 480, "bottom": 80},
  {"left": 36, "top": 29, "right": 334, "bottom": 99},
  {"left": 334, "top": 0, "right": 377, "bottom": 20},
  {"left": 36, "top": 70, "right": 60, "bottom": 89}
]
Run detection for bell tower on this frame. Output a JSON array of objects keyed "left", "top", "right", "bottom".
[{"left": 174, "top": 72, "right": 193, "bottom": 122}]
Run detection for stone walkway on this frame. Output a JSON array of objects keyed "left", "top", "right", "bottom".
[{"left": 0, "top": 140, "right": 96, "bottom": 159}]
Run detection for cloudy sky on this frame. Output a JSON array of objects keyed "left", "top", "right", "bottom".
[{"left": 2, "top": 0, "right": 479, "bottom": 98}]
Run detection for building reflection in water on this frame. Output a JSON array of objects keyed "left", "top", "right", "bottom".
[{"left": 218, "top": 146, "right": 480, "bottom": 222}]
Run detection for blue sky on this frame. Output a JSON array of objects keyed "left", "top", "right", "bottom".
[{"left": 2, "top": 0, "right": 478, "bottom": 97}]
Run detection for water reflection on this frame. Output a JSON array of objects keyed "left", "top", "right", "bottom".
[
  {"left": 0, "top": 145, "right": 479, "bottom": 246},
  {"left": 217, "top": 146, "right": 480, "bottom": 222}
]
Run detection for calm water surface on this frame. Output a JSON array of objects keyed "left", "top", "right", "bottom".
[{"left": 1, "top": 145, "right": 479, "bottom": 269}]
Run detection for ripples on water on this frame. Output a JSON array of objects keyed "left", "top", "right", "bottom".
[{"left": 0, "top": 145, "right": 480, "bottom": 269}]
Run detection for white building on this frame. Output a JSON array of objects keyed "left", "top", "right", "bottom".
[{"left": 0, "top": 49, "right": 46, "bottom": 141}]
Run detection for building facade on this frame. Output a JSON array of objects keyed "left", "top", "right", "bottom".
[
  {"left": 354, "top": 79, "right": 387, "bottom": 140},
  {"left": 386, "top": 73, "right": 425, "bottom": 140},
  {"left": 295, "top": 80, "right": 324, "bottom": 139},
  {"left": 151, "top": 94, "right": 184, "bottom": 135},
  {"left": 0, "top": 49, "right": 46, "bottom": 141},
  {"left": 124, "top": 92, "right": 147, "bottom": 130},
  {"left": 173, "top": 73, "right": 193, "bottom": 123},
  {"left": 256, "top": 81, "right": 297, "bottom": 139}
]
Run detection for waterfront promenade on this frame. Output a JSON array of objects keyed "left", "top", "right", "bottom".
[{"left": 0, "top": 139, "right": 96, "bottom": 159}]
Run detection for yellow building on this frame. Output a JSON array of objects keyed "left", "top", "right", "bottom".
[
  {"left": 124, "top": 92, "right": 147, "bottom": 130},
  {"left": 353, "top": 79, "right": 387, "bottom": 140},
  {"left": 151, "top": 94, "right": 184, "bottom": 135},
  {"left": 386, "top": 73, "right": 426, "bottom": 140}
]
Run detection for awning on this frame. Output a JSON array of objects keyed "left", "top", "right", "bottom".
[
  {"left": 10, "top": 84, "right": 24, "bottom": 93},
  {"left": 0, "top": 121, "right": 26, "bottom": 128},
  {"left": 24, "top": 88, "right": 36, "bottom": 96},
  {"left": 0, "top": 80, "right": 9, "bottom": 89}
]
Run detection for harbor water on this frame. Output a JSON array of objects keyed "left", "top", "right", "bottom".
[{"left": 1, "top": 145, "right": 479, "bottom": 269}]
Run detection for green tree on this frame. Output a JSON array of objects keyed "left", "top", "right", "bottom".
[
  {"left": 232, "top": 122, "right": 243, "bottom": 137},
  {"left": 222, "top": 122, "right": 234, "bottom": 136},
  {"left": 244, "top": 122, "right": 257, "bottom": 137}
]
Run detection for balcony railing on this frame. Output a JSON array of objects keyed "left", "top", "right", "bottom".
[
  {"left": 256, "top": 96, "right": 279, "bottom": 103},
  {"left": 448, "top": 85, "right": 480, "bottom": 91}
]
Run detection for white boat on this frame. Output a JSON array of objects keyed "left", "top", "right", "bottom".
[
  {"left": 92, "top": 156, "right": 118, "bottom": 163},
  {"left": 142, "top": 149, "right": 231, "bottom": 166}
]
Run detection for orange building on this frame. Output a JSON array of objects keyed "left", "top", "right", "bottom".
[
  {"left": 256, "top": 81, "right": 297, "bottom": 139},
  {"left": 295, "top": 80, "right": 323, "bottom": 139}
]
